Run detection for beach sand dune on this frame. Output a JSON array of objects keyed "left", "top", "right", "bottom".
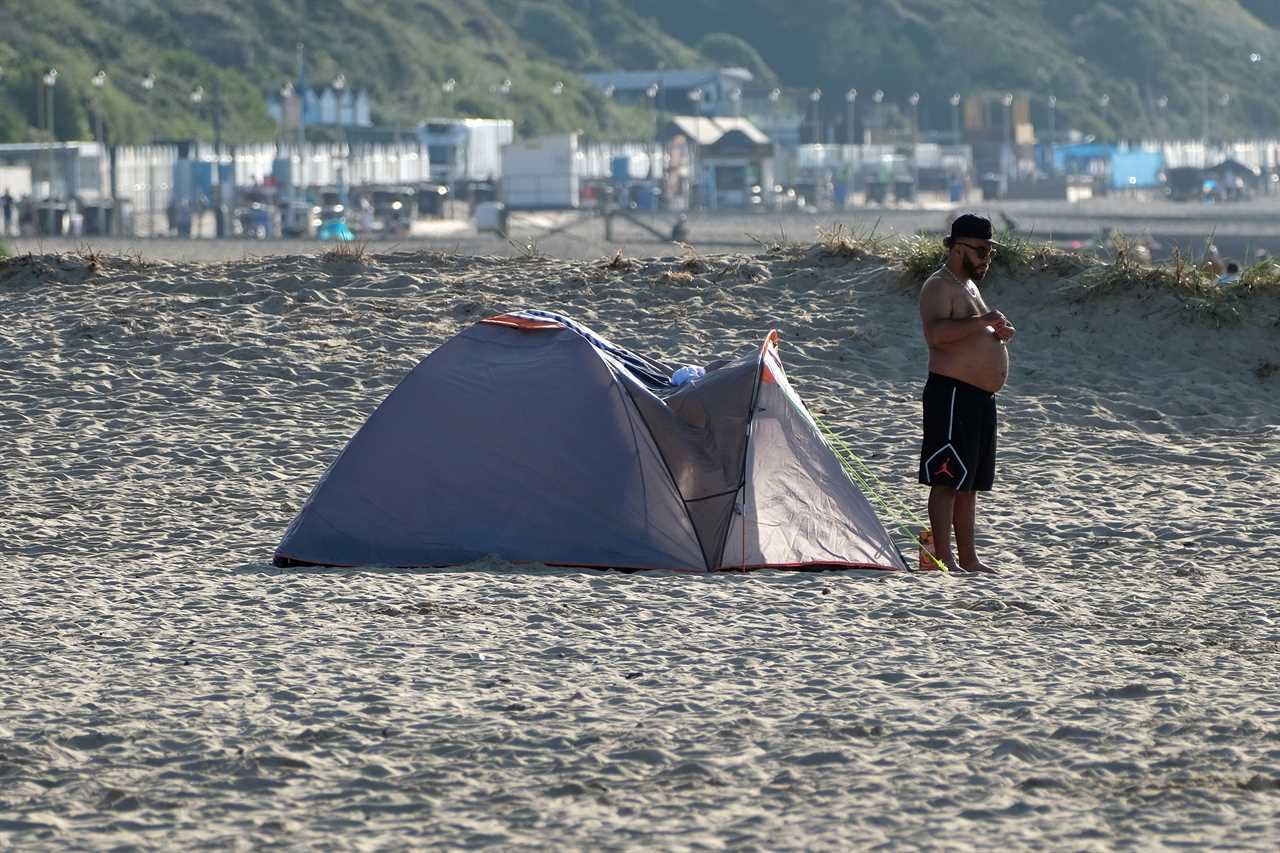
[{"left": 2, "top": 245, "right": 1278, "bottom": 848}]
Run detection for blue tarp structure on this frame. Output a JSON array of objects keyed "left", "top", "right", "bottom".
[
  {"left": 1049, "top": 144, "right": 1165, "bottom": 189},
  {"left": 1109, "top": 150, "right": 1165, "bottom": 189},
  {"left": 1053, "top": 143, "right": 1113, "bottom": 176}
]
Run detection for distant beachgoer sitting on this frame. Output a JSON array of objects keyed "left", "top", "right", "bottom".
[
  {"left": 671, "top": 214, "right": 689, "bottom": 243},
  {"left": 1218, "top": 261, "right": 1241, "bottom": 285}
]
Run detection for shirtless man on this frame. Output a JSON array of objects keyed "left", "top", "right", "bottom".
[{"left": 918, "top": 214, "right": 1015, "bottom": 572}]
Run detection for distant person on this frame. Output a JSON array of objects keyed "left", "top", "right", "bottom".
[
  {"left": 1, "top": 188, "right": 12, "bottom": 236},
  {"left": 1218, "top": 261, "right": 1241, "bottom": 285},
  {"left": 1204, "top": 244, "right": 1226, "bottom": 277},
  {"left": 917, "top": 214, "right": 1015, "bottom": 573},
  {"left": 671, "top": 214, "right": 689, "bottom": 243},
  {"left": 833, "top": 165, "right": 850, "bottom": 210}
]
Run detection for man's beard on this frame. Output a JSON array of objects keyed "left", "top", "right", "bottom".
[{"left": 963, "top": 256, "right": 988, "bottom": 281}]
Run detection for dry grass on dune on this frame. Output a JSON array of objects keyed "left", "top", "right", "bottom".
[
  {"left": 2, "top": 233, "right": 1278, "bottom": 336},
  {"left": 802, "top": 224, "right": 1280, "bottom": 329}
]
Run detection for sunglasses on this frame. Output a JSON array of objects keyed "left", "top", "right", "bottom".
[{"left": 956, "top": 241, "right": 995, "bottom": 260}]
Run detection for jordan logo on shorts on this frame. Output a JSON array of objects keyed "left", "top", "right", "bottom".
[{"left": 933, "top": 458, "right": 955, "bottom": 479}]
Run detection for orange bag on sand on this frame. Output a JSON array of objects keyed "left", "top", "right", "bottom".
[{"left": 918, "top": 529, "right": 938, "bottom": 570}]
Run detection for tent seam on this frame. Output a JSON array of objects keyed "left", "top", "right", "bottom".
[{"left": 613, "top": 370, "right": 712, "bottom": 572}]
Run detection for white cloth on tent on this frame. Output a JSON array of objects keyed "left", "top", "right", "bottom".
[{"left": 671, "top": 366, "right": 706, "bottom": 386}]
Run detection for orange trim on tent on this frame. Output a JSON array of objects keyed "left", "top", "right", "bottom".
[
  {"left": 480, "top": 314, "right": 565, "bottom": 331},
  {"left": 758, "top": 329, "right": 781, "bottom": 384}
]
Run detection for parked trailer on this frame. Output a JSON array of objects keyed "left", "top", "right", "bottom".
[{"left": 417, "top": 118, "right": 514, "bottom": 185}]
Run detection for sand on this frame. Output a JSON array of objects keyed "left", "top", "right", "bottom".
[{"left": 2, "top": 243, "right": 1278, "bottom": 849}]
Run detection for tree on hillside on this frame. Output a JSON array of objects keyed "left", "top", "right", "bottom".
[
  {"left": 516, "top": 6, "right": 596, "bottom": 65},
  {"left": 1069, "top": 4, "right": 1170, "bottom": 81}
]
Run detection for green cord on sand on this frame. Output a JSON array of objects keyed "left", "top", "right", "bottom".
[{"left": 813, "top": 416, "right": 948, "bottom": 572}]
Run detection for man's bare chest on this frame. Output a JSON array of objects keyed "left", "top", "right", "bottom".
[{"left": 951, "top": 282, "right": 988, "bottom": 316}]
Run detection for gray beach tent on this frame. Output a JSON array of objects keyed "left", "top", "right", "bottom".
[{"left": 273, "top": 310, "right": 907, "bottom": 572}]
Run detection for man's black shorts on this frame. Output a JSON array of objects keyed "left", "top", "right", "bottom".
[{"left": 918, "top": 372, "right": 997, "bottom": 491}]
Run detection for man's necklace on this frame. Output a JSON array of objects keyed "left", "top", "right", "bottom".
[{"left": 940, "top": 265, "right": 978, "bottom": 296}]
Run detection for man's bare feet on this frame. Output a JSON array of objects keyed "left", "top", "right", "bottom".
[
  {"left": 928, "top": 553, "right": 962, "bottom": 572},
  {"left": 958, "top": 560, "right": 997, "bottom": 574}
]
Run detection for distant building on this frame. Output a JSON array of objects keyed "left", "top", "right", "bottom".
[
  {"left": 581, "top": 68, "right": 753, "bottom": 117},
  {"left": 658, "top": 116, "right": 774, "bottom": 209},
  {"left": 267, "top": 85, "right": 372, "bottom": 129}
]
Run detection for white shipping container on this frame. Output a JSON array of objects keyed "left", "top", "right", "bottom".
[
  {"left": 501, "top": 134, "right": 581, "bottom": 209},
  {"left": 0, "top": 165, "right": 33, "bottom": 199}
]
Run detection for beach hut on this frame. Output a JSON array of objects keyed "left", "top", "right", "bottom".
[
  {"left": 1205, "top": 158, "right": 1262, "bottom": 200},
  {"left": 274, "top": 311, "right": 907, "bottom": 573},
  {"left": 658, "top": 117, "right": 774, "bottom": 209}
]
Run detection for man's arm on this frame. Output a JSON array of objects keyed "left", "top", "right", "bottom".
[{"left": 919, "top": 279, "right": 1006, "bottom": 346}]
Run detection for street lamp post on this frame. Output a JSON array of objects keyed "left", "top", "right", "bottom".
[
  {"left": 1002, "top": 92, "right": 1014, "bottom": 188},
  {"left": 333, "top": 73, "right": 348, "bottom": 201},
  {"left": 950, "top": 92, "right": 962, "bottom": 144},
  {"left": 872, "top": 89, "right": 884, "bottom": 142},
  {"left": 645, "top": 82, "right": 659, "bottom": 180},
  {"left": 688, "top": 87, "right": 704, "bottom": 207},
  {"left": 294, "top": 42, "right": 307, "bottom": 229},
  {"left": 498, "top": 78, "right": 512, "bottom": 120},
  {"left": 908, "top": 92, "right": 920, "bottom": 201},
  {"left": 1047, "top": 95, "right": 1057, "bottom": 174},
  {"left": 190, "top": 85, "right": 206, "bottom": 237},
  {"left": 1098, "top": 93, "right": 1111, "bottom": 141},
  {"left": 141, "top": 72, "right": 155, "bottom": 237},
  {"left": 601, "top": 83, "right": 615, "bottom": 135},
  {"left": 91, "top": 69, "right": 107, "bottom": 235},
  {"left": 844, "top": 88, "right": 857, "bottom": 145},
  {"left": 809, "top": 88, "right": 822, "bottom": 144},
  {"left": 280, "top": 80, "right": 297, "bottom": 235},
  {"left": 1201, "top": 69, "right": 1210, "bottom": 146},
  {"left": 42, "top": 68, "right": 57, "bottom": 205},
  {"left": 441, "top": 77, "right": 456, "bottom": 116},
  {"left": 728, "top": 87, "right": 741, "bottom": 118}
]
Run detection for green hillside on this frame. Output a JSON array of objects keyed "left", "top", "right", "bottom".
[
  {"left": 645, "top": 0, "right": 1280, "bottom": 140},
  {"left": 0, "top": 0, "right": 703, "bottom": 145},
  {"left": 1, "top": 0, "right": 1279, "bottom": 146}
]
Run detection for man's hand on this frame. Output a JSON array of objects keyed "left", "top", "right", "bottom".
[{"left": 982, "top": 309, "right": 1015, "bottom": 342}]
